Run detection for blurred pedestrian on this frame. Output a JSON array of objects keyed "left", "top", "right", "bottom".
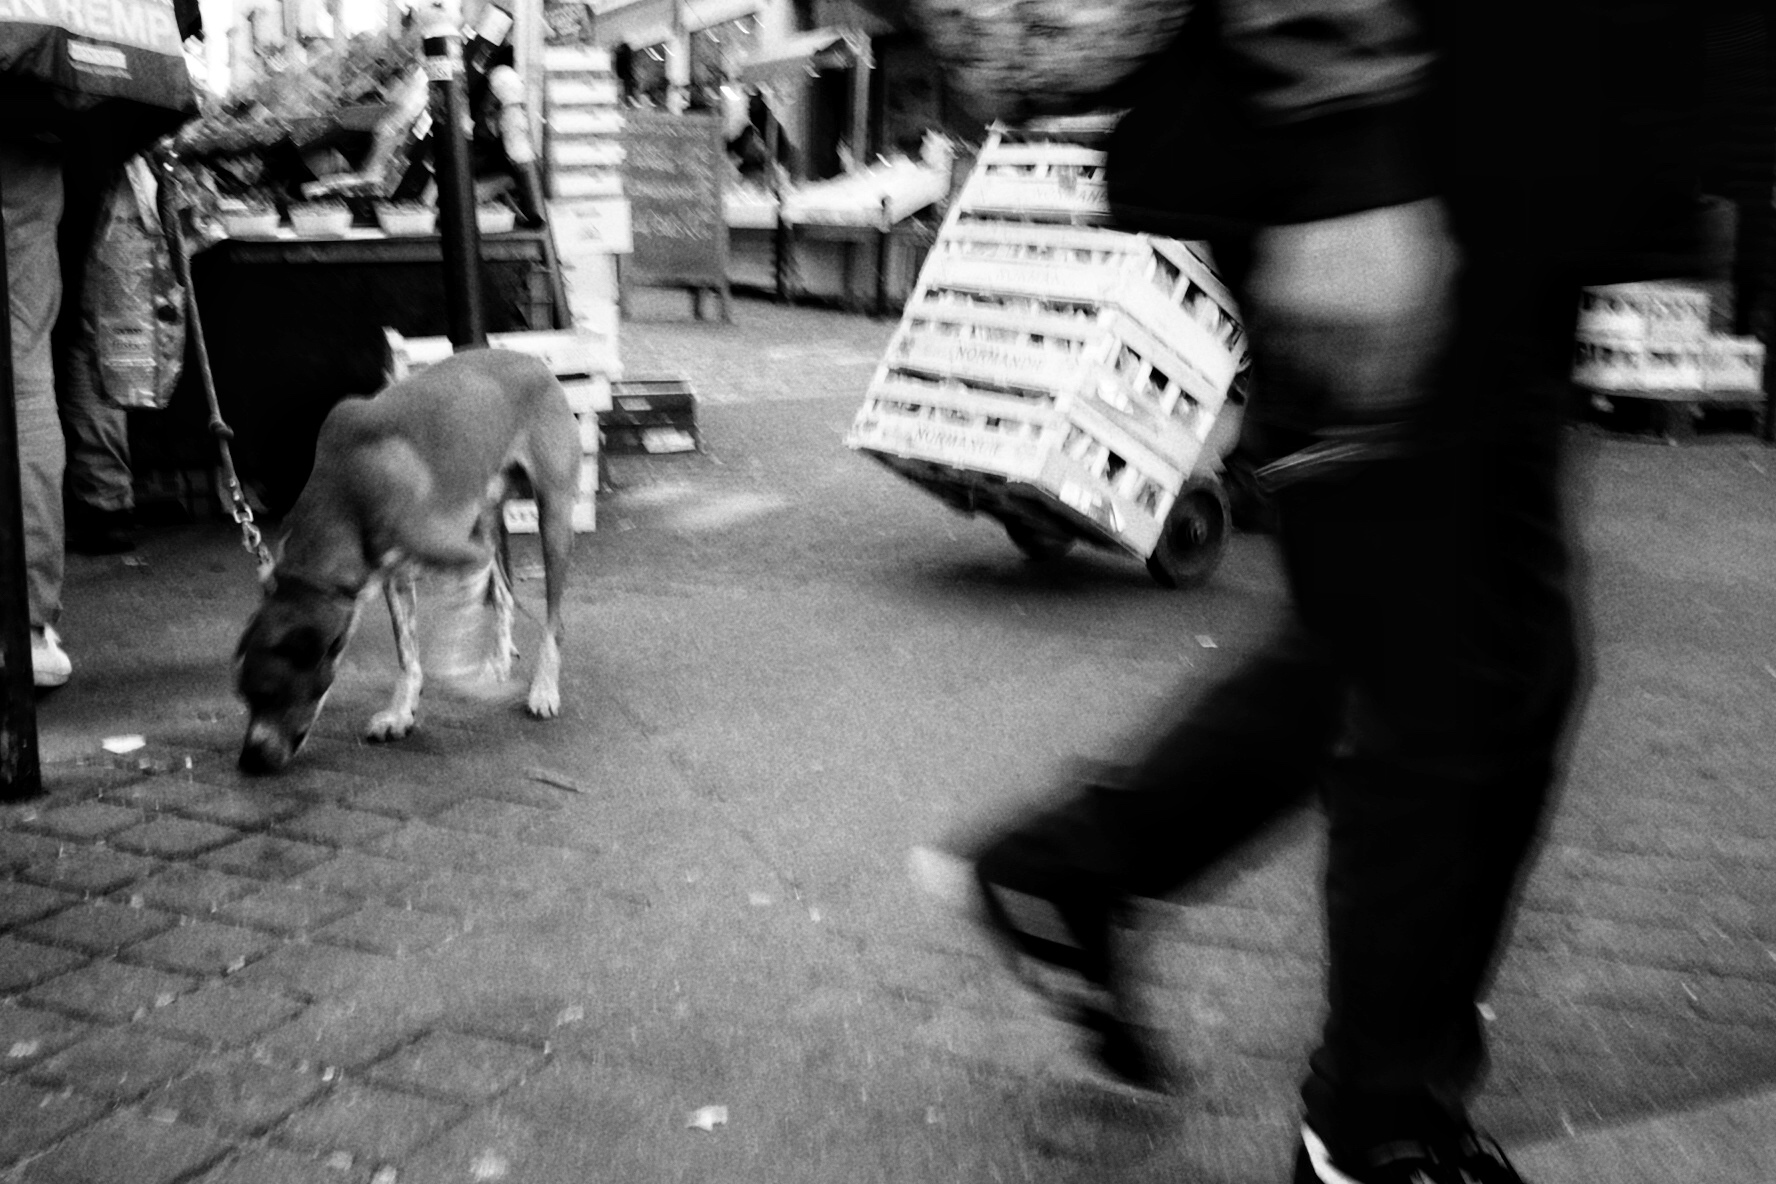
[
  {"left": 919, "top": 1, "right": 1723, "bottom": 1182},
  {"left": 3, "top": 0, "right": 201, "bottom": 686},
  {"left": 2, "top": 138, "right": 76, "bottom": 685}
]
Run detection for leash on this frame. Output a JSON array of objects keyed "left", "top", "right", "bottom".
[{"left": 152, "top": 149, "right": 276, "bottom": 579}]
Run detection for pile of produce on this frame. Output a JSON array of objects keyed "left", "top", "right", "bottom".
[{"left": 172, "top": 27, "right": 424, "bottom": 202}]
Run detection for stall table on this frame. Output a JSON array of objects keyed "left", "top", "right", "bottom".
[{"left": 139, "top": 228, "right": 565, "bottom": 515}]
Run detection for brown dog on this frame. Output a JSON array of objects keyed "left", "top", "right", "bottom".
[{"left": 235, "top": 347, "right": 581, "bottom": 773}]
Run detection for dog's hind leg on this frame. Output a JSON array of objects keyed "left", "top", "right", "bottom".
[
  {"left": 367, "top": 570, "right": 423, "bottom": 741},
  {"left": 484, "top": 551, "right": 518, "bottom": 683},
  {"left": 527, "top": 462, "right": 578, "bottom": 719}
]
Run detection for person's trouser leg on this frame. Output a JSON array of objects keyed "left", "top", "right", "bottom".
[
  {"left": 2, "top": 142, "right": 67, "bottom": 630},
  {"left": 58, "top": 330, "right": 133, "bottom": 514},
  {"left": 1292, "top": 260, "right": 1583, "bottom": 1150},
  {"left": 55, "top": 154, "right": 132, "bottom": 517},
  {"left": 973, "top": 622, "right": 1347, "bottom": 989}
]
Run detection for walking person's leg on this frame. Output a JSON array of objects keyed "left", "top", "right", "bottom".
[
  {"left": 2, "top": 141, "right": 72, "bottom": 686},
  {"left": 968, "top": 620, "right": 1347, "bottom": 1083},
  {"left": 1288, "top": 255, "right": 1584, "bottom": 1178},
  {"left": 56, "top": 153, "right": 135, "bottom": 555},
  {"left": 58, "top": 325, "right": 136, "bottom": 554}
]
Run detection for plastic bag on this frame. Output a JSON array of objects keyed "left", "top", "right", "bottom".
[{"left": 85, "top": 157, "right": 187, "bottom": 411}]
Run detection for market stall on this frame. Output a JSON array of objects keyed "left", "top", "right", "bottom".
[
  {"left": 151, "top": 4, "right": 605, "bottom": 512},
  {"left": 726, "top": 27, "right": 956, "bottom": 312}
]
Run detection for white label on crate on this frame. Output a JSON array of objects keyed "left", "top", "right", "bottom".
[{"left": 869, "top": 421, "right": 1033, "bottom": 469}]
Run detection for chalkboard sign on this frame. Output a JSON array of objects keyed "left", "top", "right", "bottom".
[{"left": 619, "top": 110, "right": 730, "bottom": 317}]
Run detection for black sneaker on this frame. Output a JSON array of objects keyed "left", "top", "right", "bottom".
[
  {"left": 910, "top": 835, "right": 1172, "bottom": 1092},
  {"left": 1295, "top": 1123, "right": 1528, "bottom": 1184}
]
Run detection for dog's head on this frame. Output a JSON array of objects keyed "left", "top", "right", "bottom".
[{"left": 234, "top": 579, "right": 359, "bottom": 774}]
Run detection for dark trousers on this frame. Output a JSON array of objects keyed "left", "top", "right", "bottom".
[{"left": 987, "top": 242, "right": 1584, "bottom": 1149}]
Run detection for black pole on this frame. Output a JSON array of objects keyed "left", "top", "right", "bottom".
[
  {"left": 0, "top": 169, "right": 44, "bottom": 801},
  {"left": 424, "top": 12, "right": 487, "bottom": 349}
]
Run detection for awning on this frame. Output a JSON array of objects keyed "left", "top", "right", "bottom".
[
  {"left": 591, "top": 0, "right": 761, "bottom": 48},
  {"left": 735, "top": 28, "right": 871, "bottom": 87}
]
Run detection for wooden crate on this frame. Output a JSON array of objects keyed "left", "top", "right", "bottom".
[
  {"left": 847, "top": 122, "right": 1251, "bottom": 564},
  {"left": 601, "top": 378, "right": 699, "bottom": 454}
]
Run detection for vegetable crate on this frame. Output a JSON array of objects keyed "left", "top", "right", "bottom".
[{"left": 845, "top": 122, "right": 1250, "bottom": 587}]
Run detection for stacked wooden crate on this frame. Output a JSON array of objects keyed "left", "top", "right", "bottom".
[
  {"left": 1574, "top": 281, "right": 1766, "bottom": 400},
  {"left": 845, "top": 119, "right": 1249, "bottom": 580},
  {"left": 543, "top": 45, "right": 630, "bottom": 345}
]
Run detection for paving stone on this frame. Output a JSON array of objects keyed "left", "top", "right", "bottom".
[
  {"left": 14, "top": 1106, "right": 228, "bottom": 1184},
  {"left": 340, "top": 779, "right": 469, "bottom": 821},
  {"left": 275, "top": 805, "right": 402, "bottom": 848},
  {"left": 231, "top": 943, "right": 395, "bottom": 1002},
  {"left": 312, "top": 903, "right": 461, "bottom": 957},
  {"left": 218, "top": 884, "right": 359, "bottom": 936},
  {"left": 0, "top": 829, "right": 73, "bottom": 872},
  {"left": 142, "top": 984, "right": 306, "bottom": 1047},
  {"left": 22, "top": 960, "right": 197, "bottom": 1023},
  {"left": 288, "top": 851, "right": 425, "bottom": 901},
  {"left": 105, "top": 778, "right": 224, "bottom": 813},
  {"left": 0, "top": 1002, "right": 93, "bottom": 1068},
  {"left": 0, "top": 937, "right": 90, "bottom": 994},
  {"left": 399, "top": 873, "right": 535, "bottom": 923},
  {"left": 20, "top": 847, "right": 162, "bottom": 896},
  {"left": 21, "top": 801, "right": 146, "bottom": 841},
  {"left": 274, "top": 1080, "right": 464, "bottom": 1162},
  {"left": 128, "top": 866, "right": 265, "bottom": 918},
  {"left": 154, "top": 1054, "right": 327, "bottom": 1135},
  {"left": 172, "top": 789, "right": 311, "bottom": 830},
  {"left": 192, "top": 1143, "right": 372, "bottom": 1184},
  {"left": 198, "top": 835, "right": 335, "bottom": 881},
  {"left": 26, "top": 1026, "right": 206, "bottom": 1101},
  {"left": 36, "top": 761, "right": 147, "bottom": 798},
  {"left": 0, "top": 1078, "right": 106, "bottom": 1164},
  {"left": 365, "top": 1029, "right": 546, "bottom": 1101},
  {"left": 19, "top": 900, "right": 179, "bottom": 954},
  {"left": 254, "top": 997, "right": 429, "bottom": 1072},
  {"left": 124, "top": 919, "right": 282, "bottom": 977},
  {"left": 369, "top": 822, "right": 591, "bottom": 883},
  {"left": 109, "top": 817, "right": 242, "bottom": 860},
  {"left": 430, "top": 798, "right": 562, "bottom": 844},
  {"left": 0, "top": 881, "right": 81, "bottom": 930}
]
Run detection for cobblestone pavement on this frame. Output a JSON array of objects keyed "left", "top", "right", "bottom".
[{"left": 4, "top": 290, "right": 1774, "bottom": 1182}]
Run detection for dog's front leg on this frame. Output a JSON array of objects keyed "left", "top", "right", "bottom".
[{"left": 366, "top": 571, "right": 422, "bottom": 741}]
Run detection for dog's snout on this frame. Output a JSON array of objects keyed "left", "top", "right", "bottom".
[
  {"left": 239, "top": 720, "right": 303, "bottom": 775},
  {"left": 238, "top": 742, "right": 282, "bottom": 775}
]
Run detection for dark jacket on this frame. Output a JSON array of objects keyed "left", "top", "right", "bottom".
[{"left": 1107, "top": 0, "right": 1723, "bottom": 281}]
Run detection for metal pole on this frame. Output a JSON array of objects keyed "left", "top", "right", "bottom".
[
  {"left": 424, "top": 12, "right": 488, "bottom": 348},
  {"left": 0, "top": 169, "right": 44, "bottom": 801}
]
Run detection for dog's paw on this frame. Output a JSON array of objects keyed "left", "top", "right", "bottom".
[
  {"left": 526, "top": 681, "right": 561, "bottom": 719},
  {"left": 365, "top": 709, "right": 416, "bottom": 742}
]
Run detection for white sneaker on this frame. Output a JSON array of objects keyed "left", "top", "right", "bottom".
[{"left": 31, "top": 626, "right": 71, "bottom": 688}]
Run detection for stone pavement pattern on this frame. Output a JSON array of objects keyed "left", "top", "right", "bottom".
[{"left": 3, "top": 290, "right": 1775, "bottom": 1182}]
